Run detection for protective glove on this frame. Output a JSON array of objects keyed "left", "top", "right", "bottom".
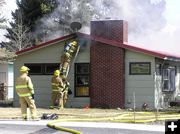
[
  {"left": 32, "top": 94, "right": 35, "bottom": 99},
  {"left": 68, "top": 89, "right": 72, "bottom": 95}
]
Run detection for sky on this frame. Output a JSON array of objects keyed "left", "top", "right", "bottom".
[
  {"left": 128, "top": 0, "right": 180, "bottom": 56},
  {"left": 0, "top": 0, "right": 17, "bottom": 42},
  {"left": 1, "top": 0, "right": 180, "bottom": 55}
]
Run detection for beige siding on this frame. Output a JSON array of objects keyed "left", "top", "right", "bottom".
[
  {"left": 67, "top": 41, "right": 90, "bottom": 107},
  {"left": 125, "top": 50, "right": 155, "bottom": 109},
  {"left": 14, "top": 41, "right": 90, "bottom": 108}
]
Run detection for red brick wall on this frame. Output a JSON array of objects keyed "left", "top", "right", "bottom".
[
  {"left": 90, "top": 42, "right": 125, "bottom": 108},
  {"left": 90, "top": 20, "right": 126, "bottom": 108},
  {"left": 90, "top": 20, "right": 128, "bottom": 43}
]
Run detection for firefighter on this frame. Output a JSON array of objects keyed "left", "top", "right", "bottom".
[
  {"left": 65, "top": 41, "right": 78, "bottom": 55},
  {"left": 60, "top": 73, "right": 72, "bottom": 108},
  {"left": 50, "top": 70, "right": 64, "bottom": 109},
  {"left": 60, "top": 52, "right": 71, "bottom": 76},
  {"left": 15, "top": 66, "right": 38, "bottom": 120},
  {"left": 60, "top": 77, "right": 70, "bottom": 109}
]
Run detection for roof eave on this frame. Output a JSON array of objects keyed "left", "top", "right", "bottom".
[{"left": 16, "top": 33, "right": 77, "bottom": 56}]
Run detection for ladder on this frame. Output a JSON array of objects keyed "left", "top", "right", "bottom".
[{"left": 59, "top": 40, "right": 80, "bottom": 79}]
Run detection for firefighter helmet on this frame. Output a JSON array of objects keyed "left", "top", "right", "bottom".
[
  {"left": 54, "top": 70, "right": 60, "bottom": 76},
  {"left": 20, "top": 66, "right": 30, "bottom": 72},
  {"left": 72, "top": 41, "right": 77, "bottom": 46}
]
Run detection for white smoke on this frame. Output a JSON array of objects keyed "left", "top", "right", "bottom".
[
  {"left": 93, "top": 0, "right": 180, "bottom": 56},
  {"left": 128, "top": 0, "right": 180, "bottom": 55},
  {"left": 34, "top": 0, "right": 180, "bottom": 55}
]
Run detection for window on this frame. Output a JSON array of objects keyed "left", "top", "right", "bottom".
[
  {"left": 45, "top": 64, "right": 59, "bottom": 74},
  {"left": 129, "top": 62, "right": 151, "bottom": 75},
  {"left": 75, "top": 63, "right": 89, "bottom": 97},
  {"left": 25, "top": 64, "right": 43, "bottom": 75},
  {"left": 162, "top": 66, "right": 176, "bottom": 92},
  {"left": 25, "top": 63, "right": 59, "bottom": 75}
]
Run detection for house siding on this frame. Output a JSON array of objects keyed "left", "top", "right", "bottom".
[
  {"left": 14, "top": 40, "right": 90, "bottom": 108},
  {"left": 68, "top": 41, "right": 90, "bottom": 108},
  {"left": 125, "top": 50, "right": 155, "bottom": 109},
  {"left": 8, "top": 63, "right": 14, "bottom": 99}
]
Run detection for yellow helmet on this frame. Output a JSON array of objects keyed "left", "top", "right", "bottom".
[
  {"left": 54, "top": 70, "right": 60, "bottom": 76},
  {"left": 72, "top": 41, "right": 77, "bottom": 46},
  {"left": 20, "top": 66, "right": 30, "bottom": 72}
]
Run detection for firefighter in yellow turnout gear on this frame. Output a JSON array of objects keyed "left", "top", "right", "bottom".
[
  {"left": 62, "top": 80, "right": 70, "bottom": 108},
  {"left": 50, "top": 70, "right": 64, "bottom": 109},
  {"left": 60, "top": 41, "right": 78, "bottom": 77},
  {"left": 55, "top": 40, "right": 78, "bottom": 109},
  {"left": 60, "top": 74, "right": 71, "bottom": 109},
  {"left": 15, "top": 66, "right": 38, "bottom": 120}
]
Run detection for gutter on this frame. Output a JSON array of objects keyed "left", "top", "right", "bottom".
[{"left": 163, "top": 57, "right": 180, "bottom": 62}]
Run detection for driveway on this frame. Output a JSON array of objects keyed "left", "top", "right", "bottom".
[{"left": 0, "top": 120, "right": 164, "bottom": 134}]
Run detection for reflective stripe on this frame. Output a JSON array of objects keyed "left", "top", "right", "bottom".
[
  {"left": 16, "top": 85, "right": 33, "bottom": 90},
  {"left": 16, "top": 85, "right": 28, "bottom": 89},
  {"left": 28, "top": 85, "right": 34, "bottom": 90},
  {"left": 52, "top": 83, "right": 58, "bottom": 86},
  {"left": 18, "top": 93, "right": 32, "bottom": 97}
]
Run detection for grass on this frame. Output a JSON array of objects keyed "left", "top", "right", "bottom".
[{"left": 0, "top": 107, "right": 179, "bottom": 125}]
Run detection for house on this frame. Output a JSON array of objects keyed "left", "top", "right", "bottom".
[
  {"left": 0, "top": 49, "right": 14, "bottom": 100},
  {"left": 14, "top": 20, "right": 180, "bottom": 109}
]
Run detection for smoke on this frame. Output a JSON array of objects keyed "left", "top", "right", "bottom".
[
  {"left": 35, "top": 0, "right": 180, "bottom": 55},
  {"left": 127, "top": 0, "right": 180, "bottom": 55},
  {"left": 95, "top": 0, "right": 180, "bottom": 55},
  {"left": 34, "top": 0, "right": 94, "bottom": 41}
]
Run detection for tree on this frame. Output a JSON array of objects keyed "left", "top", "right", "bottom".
[
  {"left": 16, "top": 0, "right": 57, "bottom": 31},
  {"left": 35, "top": 0, "right": 95, "bottom": 41},
  {"left": 1, "top": 9, "right": 33, "bottom": 52},
  {"left": 0, "top": 0, "right": 6, "bottom": 29},
  {"left": 1, "top": 0, "right": 57, "bottom": 51},
  {"left": 0, "top": 48, "right": 16, "bottom": 62},
  {"left": 2, "top": 10, "right": 33, "bottom": 52}
]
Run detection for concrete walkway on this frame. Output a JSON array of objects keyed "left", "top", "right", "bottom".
[{"left": 0, "top": 119, "right": 164, "bottom": 132}]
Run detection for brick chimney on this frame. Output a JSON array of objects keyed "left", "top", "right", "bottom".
[
  {"left": 90, "top": 20, "right": 128, "bottom": 43},
  {"left": 90, "top": 20, "right": 126, "bottom": 108}
]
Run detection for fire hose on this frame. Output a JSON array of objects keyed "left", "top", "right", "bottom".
[{"left": 47, "top": 111, "right": 180, "bottom": 133}]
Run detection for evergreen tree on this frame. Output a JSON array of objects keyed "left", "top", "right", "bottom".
[
  {"left": 1, "top": 0, "right": 57, "bottom": 51},
  {"left": 35, "top": 0, "right": 95, "bottom": 41},
  {"left": 0, "top": 0, "right": 6, "bottom": 29},
  {"left": 1, "top": 10, "right": 33, "bottom": 52},
  {"left": 16, "top": 0, "right": 57, "bottom": 31}
]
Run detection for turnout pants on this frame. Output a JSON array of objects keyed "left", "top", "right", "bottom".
[
  {"left": 51, "top": 91, "right": 61, "bottom": 107},
  {"left": 19, "top": 96, "right": 37, "bottom": 119},
  {"left": 59, "top": 90, "right": 68, "bottom": 108}
]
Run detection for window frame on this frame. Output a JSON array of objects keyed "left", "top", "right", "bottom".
[
  {"left": 74, "top": 63, "right": 90, "bottom": 97},
  {"left": 129, "top": 62, "right": 151, "bottom": 75},
  {"left": 25, "top": 63, "right": 59, "bottom": 75},
  {"left": 162, "top": 66, "right": 176, "bottom": 92}
]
